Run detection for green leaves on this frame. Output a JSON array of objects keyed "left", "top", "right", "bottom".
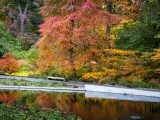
[
  {"left": 0, "top": 103, "right": 80, "bottom": 120},
  {"left": 0, "top": 21, "right": 22, "bottom": 58},
  {"left": 154, "top": 33, "right": 160, "bottom": 39},
  {"left": 111, "top": 0, "right": 160, "bottom": 52},
  {"left": 0, "top": 78, "right": 67, "bottom": 87}
]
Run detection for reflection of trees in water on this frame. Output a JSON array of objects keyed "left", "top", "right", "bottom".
[
  {"left": 0, "top": 91, "right": 20, "bottom": 105},
  {"left": 0, "top": 91, "right": 160, "bottom": 120}
]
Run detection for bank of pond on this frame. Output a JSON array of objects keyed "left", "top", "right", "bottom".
[{"left": 0, "top": 91, "right": 160, "bottom": 120}]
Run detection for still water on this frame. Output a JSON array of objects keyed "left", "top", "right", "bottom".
[{"left": 0, "top": 91, "right": 160, "bottom": 120}]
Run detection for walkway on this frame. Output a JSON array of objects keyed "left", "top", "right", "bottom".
[
  {"left": 0, "top": 75, "right": 85, "bottom": 87},
  {"left": 0, "top": 75, "right": 160, "bottom": 102}
]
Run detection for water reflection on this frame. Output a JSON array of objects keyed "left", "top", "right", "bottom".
[
  {"left": 0, "top": 91, "right": 160, "bottom": 120},
  {"left": 85, "top": 91, "right": 160, "bottom": 103}
]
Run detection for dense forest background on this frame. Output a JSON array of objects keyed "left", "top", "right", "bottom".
[{"left": 0, "top": 0, "right": 160, "bottom": 88}]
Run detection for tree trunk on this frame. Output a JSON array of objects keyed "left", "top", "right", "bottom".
[
  {"left": 106, "top": 1, "right": 113, "bottom": 48},
  {"left": 69, "top": 48, "right": 77, "bottom": 80},
  {"left": 18, "top": 1, "right": 29, "bottom": 36},
  {"left": 20, "top": 14, "right": 25, "bottom": 36},
  {"left": 68, "top": 1, "right": 77, "bottom": 80},
  {"left": 106, "top": 25, "right": 111, "bottom": 48}
]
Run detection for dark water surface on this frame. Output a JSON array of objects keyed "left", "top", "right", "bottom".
[{"left": 0, "top": 91, "right": 160, "bottom": 120}]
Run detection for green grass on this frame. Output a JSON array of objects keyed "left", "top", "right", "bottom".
[
  {"left": 0, "top": 79, "right": 68, "bottom": 87},
  {"left": 0, "top": 104, "right": 81, "bottom": 120}
]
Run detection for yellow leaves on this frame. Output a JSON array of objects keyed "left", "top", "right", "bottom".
[
  {"left": 104, "top": 56, "right": 121, "bottom": 63},
  {"left": 82, "top": 68, "right": 117, "bottom": 81},
  {"left": 152, "top": 54, "right": 160, "bottom": 61},
  {"left": 82, "top": 72, "right": 104, "bottom": 80},
  {"left": 155, "top": 68, "right": 160, "bottom": 74},
  {"left": 94, "top": 25, "right": 106, "bottom": 35},
  {"left": 110, "top": 20, "right": 137, "bottom": 42},
  {"left": 104, "top": 49, "right": 135, "bottom": 56},
  {"left": 102, "top": 49, "right": 136, "bottom": 69},
  {"left": 151, "top": 49, "right": 160, "bottom": 61},
  {"left": 112, "top": 20, "right": 135, "bottom": 32},
  {"left": 156, "top": 49, "right": 160, "bottom": 52},
  {"left": 81, "top": 48, "right": 160, "bottom": 83},
  {"left": 121, "top": 62, "right": 145, "bottom": 78},
  {"left": 120, "top": 20, "right": 135, "bottom": 25},
  {"left": 104, "top": 68, "right": 117, "bottom": 76},
  {"left": 82, "top": 48, "right": 146, "bottom": 82}
]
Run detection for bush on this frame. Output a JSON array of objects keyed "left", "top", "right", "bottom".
[
  {"left": 0, "top": 21, "right": 22, "bottom": 58},
  {"left": 13, "top": 46, "right": 39, "bottom": 68},
  {"left": 0, "top": 53, "right": 20, "bottom": 74},
  {"left": 81, "top": 49, "right": 160, "bottom": 86}
]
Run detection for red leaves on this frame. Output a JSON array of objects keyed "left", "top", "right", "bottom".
[
  {"left": 81, "top": 0, "right": 97, "bottom": 11},
  {"left": 36, "top": 0, "right": 125, "bottom": 76},
  {"left": 2, "top": 53, "right": 13, "bottom": 59},
  {"left": 0, "top": 53, "right": 20, "bottom": 74},
  {"left": 65, "top": 12, "right": 80, "bottom": 22},
  {"left": 39, "top": 17, "right": 62, "bottom": 35}
]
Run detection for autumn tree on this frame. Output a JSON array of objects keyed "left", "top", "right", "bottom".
[
  {"left": 40, "top": 0, "right": 144, "bottom": 49},
  {"left": 37, "top": 0, "right": 123, "bottom": 79},
  {"left": 94, "top": 0, "right": 145, "bottom": 48},
  {"left": 0, "top": 53, "right": 20, "bottom": 74}
]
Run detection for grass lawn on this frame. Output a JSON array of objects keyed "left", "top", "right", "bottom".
[{"left": 0, "top": 78, "right": 68, "bottom": 87}]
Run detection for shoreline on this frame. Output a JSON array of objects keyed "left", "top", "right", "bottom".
[{"left": 0, "top": 75, "right": 160, "bottom": 100}]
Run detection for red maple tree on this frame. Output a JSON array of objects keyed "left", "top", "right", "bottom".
[{"left": 36, "top": 0, "right": 124, "bottom": 78}]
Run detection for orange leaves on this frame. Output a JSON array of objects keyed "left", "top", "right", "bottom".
[
  {"left": 36, "top": 0, "right": 126, "bottom": 78},
  {"left": 0, "top": 53, "right": 20, "bottom": 74},
  {"left": 37, "top": 1, "right": 110, "bottom": 77},
  {"left": 0, "top": 92, "right": 20, "bottom": 105}
]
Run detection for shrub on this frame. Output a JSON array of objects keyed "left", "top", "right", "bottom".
[
  {"left": 82, "top": 68, "right": 117, "bottom": 83},
  {"left": 82, "top": 48, "right": 160, "bottom": 86},
  {"left": 0, "top": 21, "right": 22, "bottom": 58},
  {"left": 0, "top": 53, "right": 20, "bottom": 74}
]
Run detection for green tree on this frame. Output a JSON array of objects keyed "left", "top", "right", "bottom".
[
  {"left": 0, "top": 0, "right": 43, "bottom": 48},
  {"left": 0, "top": 21, "right": 21, "bottom": 58},
  {"left": 112, "top": 0, "right": 160, "bottom": 51}
]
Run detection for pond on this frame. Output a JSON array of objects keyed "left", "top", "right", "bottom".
[{"left": 0, "top": 91, "right": 160, "bottom": 120}]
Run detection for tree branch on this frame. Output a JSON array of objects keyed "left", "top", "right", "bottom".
[
  {"left": 18, "top": 2, "right": 22, "bottom": 14},
  {"left": 24, "top": 0, "right": 29, "bottom": 15}
]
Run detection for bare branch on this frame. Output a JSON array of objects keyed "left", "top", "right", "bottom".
[
  {"left": 18, "top": 2, "right": 22, "bottom": 13},
  {"left": 24, "top": 0, "right": 29, "bottom": 15}
]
